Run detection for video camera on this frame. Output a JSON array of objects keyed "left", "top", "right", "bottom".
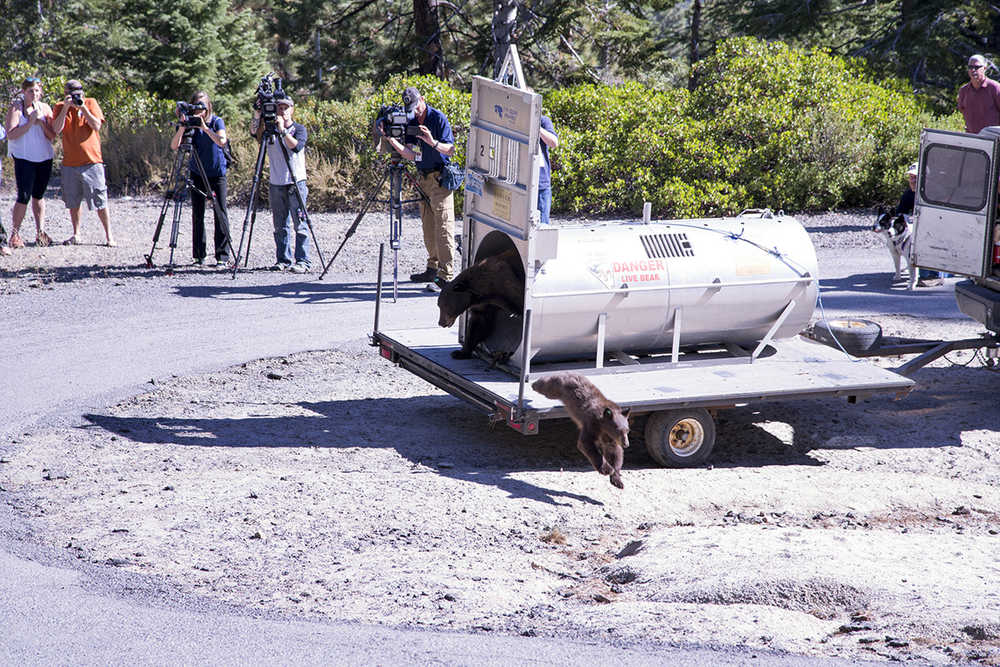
[
  {"left": 254, "top": 73, "right": 285, "bottom": 131},
  {"left": 176, "top": 100, "right": 207, "bottom": 128},
  {"left": 376, "top": 103, "right": 419, "bottom": 141}
]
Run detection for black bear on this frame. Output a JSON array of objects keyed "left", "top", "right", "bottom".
[
  {"left": 434, "top": 249, "right": 523, "bottom": 360},
  {"left": 531, "top": 372, "right": 631, "bottom": 489}
]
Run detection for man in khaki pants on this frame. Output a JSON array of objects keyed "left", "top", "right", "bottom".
[{"left": 380, "top": 86, "right": 456, "bottom": 284}]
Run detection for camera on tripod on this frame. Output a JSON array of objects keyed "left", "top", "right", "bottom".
[
  {"left": 176, "top": 100, "right": 207, "bottom": 127},
  {"left": 254, "top": 73, "right": 285, "bottom": 132},
  {"left": 376, "top": 103, "right": 420, "bottom": 141}
]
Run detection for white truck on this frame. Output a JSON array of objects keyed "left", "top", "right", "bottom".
[{"left": 913, "top": 128, "right": 1000, "bottom": 333}]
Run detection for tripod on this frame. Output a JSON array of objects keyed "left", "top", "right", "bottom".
[
  {"left": 145, "top": 127, "right": 234, "bottom": 271},
  {"left": 318, "top": 153, "right": 429, "bottom": 301},
  {"left": 230, "top": 121, "right": 325, "bottom": 278}
]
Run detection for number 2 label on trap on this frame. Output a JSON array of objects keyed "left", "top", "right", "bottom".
[{"left": 464, "top": 169, "right": 484, "bottom": 196}]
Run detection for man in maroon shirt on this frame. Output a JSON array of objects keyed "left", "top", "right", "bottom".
[{"left": 958, "top": 54, "right": 1000, "bottom": 134}]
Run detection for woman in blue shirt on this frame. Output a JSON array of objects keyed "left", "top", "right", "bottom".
[{"left": 170, "top": 91, "right": 232, "bottom": 266}]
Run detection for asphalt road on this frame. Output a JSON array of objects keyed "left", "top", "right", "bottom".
[{"left": 0, "top": 245, "right": 963, "bottom": 665}]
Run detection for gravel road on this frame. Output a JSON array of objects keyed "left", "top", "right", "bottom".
[{"left": 2, "top": 198, "right": 998, "bottom": 664}]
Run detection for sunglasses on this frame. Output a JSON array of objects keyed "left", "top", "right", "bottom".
[
  {"left": 22, "top": 76, "right": 41, "bottom": 85},
  {"left": 969, "top": 65, "right": 985, "bottom": 71}
]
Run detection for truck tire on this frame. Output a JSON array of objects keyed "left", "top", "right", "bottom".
[
  {"left": 811, "top": 318, "right": 882, "bottom": 355},
  {"left": 644, "top": 408, "right": 716, "bottom": 467}
]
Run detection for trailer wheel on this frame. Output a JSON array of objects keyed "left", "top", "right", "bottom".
[
  {"left": 811, "top": 318, "right": 882, "bottom": 355},
  {"left": 644, "top": 409, "right": 716, "bottom": 467}
]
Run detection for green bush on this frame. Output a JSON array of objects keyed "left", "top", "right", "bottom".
[
  {"left": 546, "top": 82, "right": 745, "bottom": 217},
  {"left": 687, "top": 37, "right": 957, "bottom": 211},
  {"left": 542, "top": 38, "right": 962, "bottom": 216}
]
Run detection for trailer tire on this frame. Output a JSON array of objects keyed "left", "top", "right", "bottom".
[
  {"left": 644, "top": 408, "right": 716, "bottom": 467},
  {"left": 811, "top": 318, "right": 882, "bottom": 355}
]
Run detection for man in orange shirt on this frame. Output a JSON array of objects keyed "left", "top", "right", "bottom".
[{"left": 52, "top": 79, "right": 115, "bottom": 246}]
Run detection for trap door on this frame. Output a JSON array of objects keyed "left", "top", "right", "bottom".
[
  {"left": 460, "top": 72, "right": 547, "bottom": 421},
  {"left": 913, "top": 128, "right": 998, "bottom": 278},
  {"left": 463, "top": 75, "right": 543, "bottom": 245}
]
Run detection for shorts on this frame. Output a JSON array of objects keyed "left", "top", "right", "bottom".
[
  {"left": 61, "top": 163, "right": 108, "bottom": 210},
  {"left": 13, "top": 158, "right": 53, "bottom": 204}
]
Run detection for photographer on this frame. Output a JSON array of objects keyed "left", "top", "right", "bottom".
[
  {"left": 250, "top": 92, "right": 311, "bottom": 273},
  {"left": 52, "top": 79, "right": 115, "bottom": 247},
  {"left": 380, "top": 86, "right": 456, "bottom": 284},
  {"left": 4, "top": 76, "right": 56, "bottom": 249},
  {"left": 170, "top": 91, "right": 231, "bottom": 267}
]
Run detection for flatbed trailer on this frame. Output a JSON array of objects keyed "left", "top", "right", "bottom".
[{"left": 372, "top": 321, "right": 914, "bottom": 466}]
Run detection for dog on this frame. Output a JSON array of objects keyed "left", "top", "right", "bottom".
[
  {"left": 873, "top": 209, "right": 917, "bottom": 289},
  {"left": 531, "top": 372, "right": 631, "bottom": 489},
  {"left": 434, "top": 249, "right": 523, "bottom": 361}
]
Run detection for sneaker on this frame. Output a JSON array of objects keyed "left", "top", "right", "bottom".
[
  {"left": 409, "top": 267, "right": 438, "bottom": 283},
  {"left": 289, "top": 262, "right": 310, "bottom": 274},
  {"left": 270, "top": 262, "right": 290, "bottom": 271},
  {"left": 425, "top": 282, "right": 441, "bottom": 293},
  {"left": 192, "top": 258, "right": 204, "bottom": 266},
  {"left": 917, "top": 278, "right": 943, "bottom": 287}
]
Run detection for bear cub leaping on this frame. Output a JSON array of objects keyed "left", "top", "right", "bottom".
[{"left": 531, "top": 372, "right": 631, "bottom": 489}]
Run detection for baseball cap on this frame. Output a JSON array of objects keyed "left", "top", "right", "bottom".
[
  {"left": 402, "top": 86, "right": 421, "bottom": 113},
  {"left": 65, "top": 79, "right": 83, "bottom": 92},
  {"left": 906, "top": 162, "right": 918, "bottom": 176}
]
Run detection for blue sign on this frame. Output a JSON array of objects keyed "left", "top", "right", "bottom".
[{"left": 464, "top": 169, "right": 484, "bottom": 196}]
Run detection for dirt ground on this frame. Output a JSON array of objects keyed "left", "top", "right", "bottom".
[{"left": 2, "top": 198, "right": 999, "bottom": 664}]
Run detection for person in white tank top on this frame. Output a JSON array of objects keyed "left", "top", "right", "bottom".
[{"left": 4, "top": 76, "right": 56, "bottom": 249}]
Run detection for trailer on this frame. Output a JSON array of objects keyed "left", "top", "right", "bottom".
[
  {"left": 370, "top": 63, "right": 915, "bottom": 467},
  {"left": 373, "top": 323, "right": 914, "bottom": 467}
]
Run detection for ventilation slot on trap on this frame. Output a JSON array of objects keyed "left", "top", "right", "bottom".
[{"left": 640, "top": 233, "right": 695, "bottom": 259}]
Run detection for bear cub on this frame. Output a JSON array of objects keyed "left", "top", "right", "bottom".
[
  {"left": 531, "top": 372, "right": 631, "bottom": 489},
  {"left": 434, "top": 248, "right": 523, "bottom": 361}
]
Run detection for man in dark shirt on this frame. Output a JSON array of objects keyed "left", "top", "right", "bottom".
[
  {"left": 381, "top": 86, "right": 457, "bottom": 283},
  {"left": 897, "top": 162, "right": 942, "bottom": 286}
]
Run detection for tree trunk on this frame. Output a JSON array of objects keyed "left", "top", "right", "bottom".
[
  {"left": 688, "top": 0, "right": 702, "bottom": 91},
  {"left": 492, "top": 0, "right": 518, "bottom": 79},
  {"left": 414, "top": 0, "right": 444, "bottom": 78}
]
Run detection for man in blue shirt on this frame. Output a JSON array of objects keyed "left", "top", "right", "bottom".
[{"left": 382, "top": 86, "right": 457, "bottom": 283}]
